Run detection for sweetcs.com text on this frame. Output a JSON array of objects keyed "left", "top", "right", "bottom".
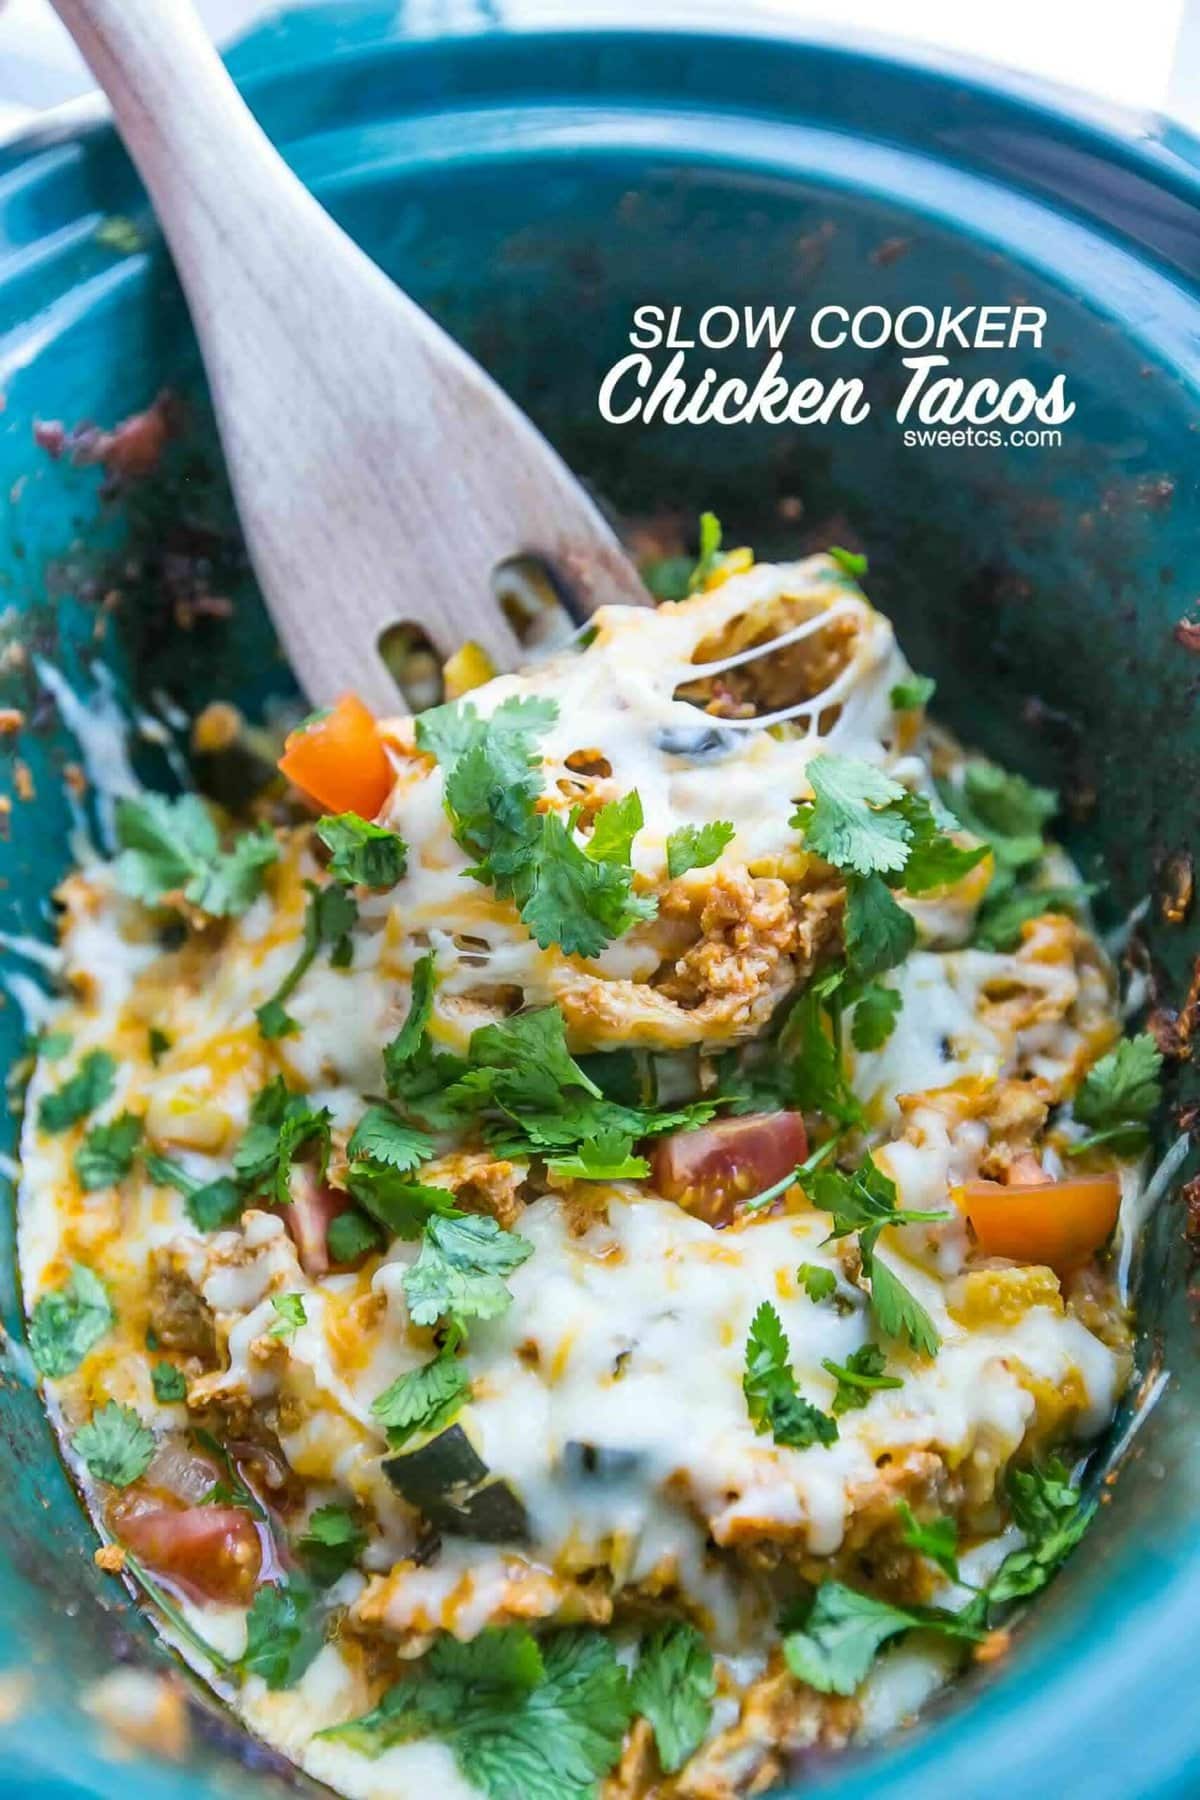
[{"left": 598, "top": 305, "right": 1074, "bottom": 440}]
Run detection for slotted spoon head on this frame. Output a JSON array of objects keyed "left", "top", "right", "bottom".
[{"left": 52, "top": 0, "right": 648, "bottom": 715}]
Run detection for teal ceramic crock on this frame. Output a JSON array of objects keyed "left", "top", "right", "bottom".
[{"left": 2, "top": 5, "right": 1199, "bottom": 1795}]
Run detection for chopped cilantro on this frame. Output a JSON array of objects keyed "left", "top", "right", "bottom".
[
  {"left": 897, "top": 1501, "right": 961, "bottom": 1584},
  {"left": 890, "top": 673, "right": 936, "bottom": 710},
  {"left": 402, "top": 1214, "right": 533, "bottom": 1330},
  {"left": 348, "top": 1166, "right": 464, "bottom": 1240},
  {"left": 782, "top": 1580, "right": 981, "bottom": 1696},
  {"left": 666, "top": 820, "right": 735, "bottom": 880},
  {"left": 776, "top": 982, "right": 863, "bottom": 1128},
  {"left": 798, "top": 1262, "right": 837, "bottom": 1303},
  {"left": 28, "top": 1264, "right": 114, "bottom": 1377},
  {"left": 74, "top": 1111, "right": 143, "bottom": 1191},
  {"left": 585, "top": 790, "right": 645, "bottom": 865},
  {"left": 326, "top": 1208, "right": 382, "bottom": 1264},
  {"left": 347, "top": 1106, "right": 433, "bottom": 1172},
  {"left": 828, "top": 545, "right": 868, "bottom": 579},
  {"left": 844, "top": 872, "right": 917, "bottom": 979},
  {"left": 419, "top": 695, "right": 654, "bottom": 958},
  {"left": 371, "top": 1350, "right": 470, "bottom": 1448},
  {"left": 38, "top": 1049, "right": 116, "bottom": 1134},
  {"left": 849, "top": 981, "right": 902, "bottom": 1052},
  {"left": 147, "top": 1027, "right": 171, "bottom": 1064},
  {"left": 822, "top": 1342, "right": 903, "bottom": 1414},
  {"left": 545, "top": 1130, "right": 650, "bottom": 1182},
  {"left": 383, "top": 950, "right": 437, "bottom": 1087},
  {"left": 316, "top": 812, "right": 407, "bottom": 888},
  {"left": 743, "top": 1301, "right": 838, "bottom": 1450},
  {"left": 39, "top": 1030, "right": 73, "bottom": 1061},
  {"left": 809, "top": 1154, "right": 945, "bottom": 1354},
  {"left": 114, "top": 793, "right": 277, "bottom": 918},
  {"left": 629, "top": 1621, "right": 715, "bottom": 1774},
  {"left": 151, "top": 1361, "right": 187, "bottom": 1404},
  {"left": 240, "top": 1576, "right": 323, "bottom": 1690},
  {"left": 299, "top": 1505, "right": 367, "bottom": 1585},
  {"left": 986, "top": 1457, "right": 1094, "bottom": 1606},
  {"left": 72, "top": 1401, "right": 155, "bottom": 1487},
  {"left": 268, "top": 1293, "right": 307, "bottom": 1342},
  {"left": 792, "top": 756, "right": 910, "bottom": 876},
  {"left": 1069, "top": 1033, "right": 1162, "bottom": 1158},
  {"left": 233, "top": 1078, "right": 331, "bottom": 1207},
  {"left": 144, "top": 1151, "right": 244, "bottom": 1232},
  {"left": 320, "top": 1626, "right": 633, "bottom": 1798},
  {"left": 255, "top": 882, "right": 358, "bottom": 1037}
]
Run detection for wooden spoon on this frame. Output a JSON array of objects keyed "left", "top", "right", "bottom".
[{"left": 51, "top": 0, "right": 646, "bottom": 712}]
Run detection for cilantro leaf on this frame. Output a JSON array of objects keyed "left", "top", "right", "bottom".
[
  {"left": 520, "top": 809, "right": 656, "bottom": 960},
  {"left": 890, "top": 674, "right": 936, "bottom": 710},
  {"left": 39, "top": 1030, "right": 73, "bottom": 1061},
  {"left": 896, "top": 793, "right": 988, "bottom": 895},
  {"left": 743, "top": 1301, "right": 838, "bottom": 1450},
  {"left": 822, "top": 1342, "right": 903, "bottom": 1414},
  {"left": 453, "top": 1008, "right": 601, "bottom": 1116},
  {"left": 783, "top": 1580, "right": 981, "bottom": 1696},
  {"left": 986, "top": 1457, "right": 1094, "bottom": 1606},
  {"left": 74, "top": 1111, "right": 142, "bottom": 1191},
  {"left": 1070, "top": 1033, "right": 1162, "bottom": 1157},
  {"left": 240, "top": 1576, "right": 323, "bottom": 1690},
  {"left": 402, "top": 1215, "right": 534, "bottom": 1329},
  {"left": 956, "top": 759, "right": 1057, "bottom": 854},
  {"left": 316, "top": 812, "right": 407, "bottom": 888},
  {"left": 849, "top": 981, "right": 902, "bottom": 1052},
  {"left": 255, "top": 883, "right": 358, "bottom": 1037},
  {"left": 299, "top": 1504, "right": 367, "bottom": 1585},
  {"left": 347, "top": 1165, "right": 464, "bottom": 1240},
  {"left": 38, "top": 1049, "right": 116, "bottom": 1134},
  {"left": 28, "top": 1264, "right": 114, "bottom": 1377},
  {"left": 792, "top": 756, "right": 910, "bottom": 876},
  {"left": 72, "top": 1401, "right": 155, "bottom": 1487},
  {"left": 897, "top": 1501, "right": 961, "bottom": 1584},
  {"left": 809, "top": 1155, "right": 945, "bottom": 1354},
  {"left": 777, "top": 984, "right": 863, "bottom": 1127},
  {"left": 144, "top": 1152, "right": 244, "bottom": 1232},
  {"left": 347, "top": 1106, "right": 433, "bottom": 1173},
  {"left": 845, "top": 872, "right": 917, "bottom": 979},
  {"left": 384, "top": 950, "right": 437, "bottom": 1085},
  {"left": 629, "top": 1622, "right": 715, "bottom": 1774},
  {"left": 151, "top": 1361, "right": 187, "bottom": 1404},
  {"left": 585, "top": 791, "right": 644, "bottom": 866},
  {"left": 545, "top": 1130, "right": 650, "bottom": 1182},
  {"left": 326, "top": 1209, "right": 383, "bottom": 1264},
  {"left": 233, "top": 1078, "right": 332, "bottom": 1207},
  {"left": 371, "top": 1351, "right": 470, "bottom": 1448},
  {"left": 666, "top": 820, "right": 735, "bottom": 880},
  {"left": 321, "top": 1626, "right": 631, "bottom": 1800},
  {"left": 868, "top": 1258, "right": 941, "bottom": 1358},
  {"left": 798, "top": 1263, "right": 837, "bottom": 1303},
  {"left": 114, "top": 793, "right": 276, "bottom": 918},
  {"left": 268, "top": 1293, "right": 307, "bottom": 1341}
]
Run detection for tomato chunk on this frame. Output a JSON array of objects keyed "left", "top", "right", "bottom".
[
  {"left": 280, "top": 1168, "right": 352, "bottom": 1279},
  {"left": 650, "top": 1112, "right": 808, "bottom": 1227},
  {"left": 957, "top": 1171, "right": 1120, "bottom": 1275},
  {"left": 278, "top": 693, "right": 393, "bottom": 818},
  {"left": 113, "top": 1498, "right": 262, "bottom": 1605}
]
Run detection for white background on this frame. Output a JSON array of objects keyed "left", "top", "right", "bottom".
[{"left": 2, "top": 0, "right": 1199, "bottom": 138}]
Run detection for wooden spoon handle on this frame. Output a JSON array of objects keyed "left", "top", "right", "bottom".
[{"left": 51, "top": 0, "right": 644, "bottom": 710}]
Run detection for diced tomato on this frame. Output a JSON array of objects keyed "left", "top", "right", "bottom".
[
  {"left": 277, "top": 693, "right": 393, "bottom": 818},
  {"left": 650, "top": 1112, "right": 808, "bottom": 1227},
  {"left": 280, "top": 1168, "right": 352, "bottom": 1279},
  {"left": 113, "top": 1498, "right": 262, "bottom": 1605},
  {"left": 956, "top": 1171, "right": 1121, "bottom": 1274}
]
